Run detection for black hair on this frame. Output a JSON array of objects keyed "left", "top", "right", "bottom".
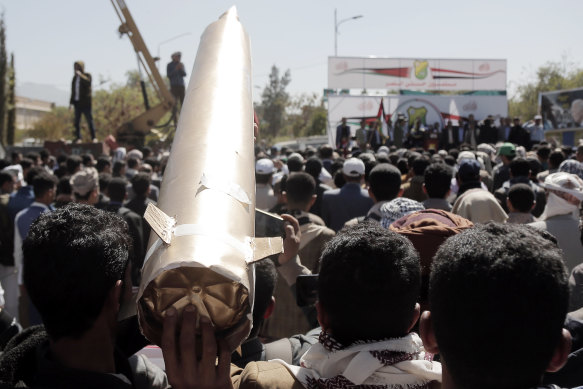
[
  {"left": 396, "top": 158, "right": 408, "bottom": 175},
  {"left": 19, "top": 158, "right": 33, "bottom": 171},
  {"left": 25, "top": 166, "right": 46, "bottom": 187},
  {"left": 526, "top": 157, "right": 542, "bottom": 178},
  {"left": 127, "top": 157, "right": 139, "bottom": 169},
  {"left": 368, "top": 163, "right": 402, "bottom": 201},
  {"left": 285, "top": 172, "right": 316, "bottom": 206},
  {"left": 131, "top": 173, "right": 151, "bottom": 198},
  {"left": 23, "top": 203, "right": 131, "bottom": 340},
  {"left": 364, "top": 160, "right": 378, "bottom": 183},
  {"left": 39, "top": 149, "right": 50, "bottom": 160},
  {"left": 333, "top": 171, "right": 345, "bottom": 189},
  {"left": 99, "top": 173, "right": 112, "bottom": 192},
  {"left": 0, "top": 171, "right": 14, "bottom": 187},
  {"left": 66, "top": 155, "right": 82, "bottom": 175},
  {"left": 549, "top": 151, "right": 565, "bottom": 169},
  {"left": 508, "top": 183, "right": 535, "bottom": 213},
  {"left": 81, "top": 153, "right": 94, "bottom": 167},
  {"left": 112, "top": 161, "right": 126, "bottom": 177},
  {"left": 412, "top": 156, "right": 430, "bottom": 176},
  {"left": 255, "top": 173, "right": 272, "bottom": 185},
  {"left": 537, "top": 146, "right": 551, "bottom": 160},
  {"left": 287, "top": 157, "right": 304, "bottom": 173},
  {"left": 56, "top": 176, "right": 72, "bottom": 196},
  {"left": 429, "top": 223, "right": 568, "bottom": 389},
  {"left": 96, "top": 157, "right": 111, "bottom": 173},
  {"left": 424, "top": 163, "right": 453, "bottom": 199},
  {"left": 305, "top": 157, "right": 323, "bottom": 182},
  {"left": 250, "top": 259, "right": 277, "bottom": 338},
  {"left": 108, "top": 177, "right": 128, "bottom": 202},
  {"left": 318, "top": 223, "right": 420, "bottom": 346},
  {"left": 509, "top": 158, "right": 530, "bottom": 178},
  {"left": 25, "top": 152, "right": 40, "bottom": 163},
  {"left": 32, "top": 172, "right": 58, "bottom": 199}
]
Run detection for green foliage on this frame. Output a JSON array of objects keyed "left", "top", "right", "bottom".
[
  {"left": 6, "top": 53, "right": 15, "bottom": 145},
  {"left": 30, "top": 70, "right": 163, "bottom": 142},
  {"left": 29, "top": 106, "right": 72, "bottom": 140},
  {"left": 283, "top": 93, "right": 327, "bottom": 138},
  {"left": 509, "top": 60, "right": 583, "bottom": 120},
  {"left": 259, "top": 65, "right": 291, "bottom": 140}
]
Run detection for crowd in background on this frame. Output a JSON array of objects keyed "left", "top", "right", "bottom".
[{"left": 0, "top": 120, "right": 581, "bottom": 388}]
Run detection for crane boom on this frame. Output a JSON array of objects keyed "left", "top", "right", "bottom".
[{"left": 111, "top": 0, "right": 176, "bottom": 146}]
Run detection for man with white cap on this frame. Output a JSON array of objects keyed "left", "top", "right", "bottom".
[
  {"left": 529, "top": 114, "right": 545, "bottom": 147},
  {"left": 321, "top": 158, "right": 374, "bottom": 231},
  {"left": 255, "top": 158, "right": 277, "bottom": 211},
  {"left": 530, "top": 172, "right": 583, "bottom": 272}
]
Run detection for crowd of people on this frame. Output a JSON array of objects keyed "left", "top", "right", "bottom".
[{"left": 0, "top": 121, "right": 581, "bottom": 388}]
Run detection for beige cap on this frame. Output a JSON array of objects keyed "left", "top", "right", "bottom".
[{"left": 70, "top": 167, "right": 99, "bottom": 196}]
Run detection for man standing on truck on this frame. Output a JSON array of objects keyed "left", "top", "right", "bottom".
[
  {"left": 167, "top": 51, "right": 186, "bottom": 108},
  {"left": 69, "top": 61, "right": 97, "bottom": 143}
]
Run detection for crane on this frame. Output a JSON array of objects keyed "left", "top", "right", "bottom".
[{"left": 111, "top": 0, "right": 177, "bottom": 147}]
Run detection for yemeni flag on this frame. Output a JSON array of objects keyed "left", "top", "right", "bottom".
[{"left": 377, "top": 98, "right": 389, "bottom": 139}]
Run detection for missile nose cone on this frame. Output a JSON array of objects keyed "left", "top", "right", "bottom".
[{"left": 220, "top": 5, "right": 239, "bottom": 21}]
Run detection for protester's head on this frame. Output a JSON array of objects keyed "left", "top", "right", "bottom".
[
  {"left": 558, "top": 159, "right": 583, "bottom": 180},
  {"left": 319, "top": 145, "right": 333, "bottom": 160},
  {"left": 537, "top": 145, "right": 551, "bottom": 161},
  {"left": 424, "top": 163, "right": 453, "bottom": 199},
  {"left": 32, "top": 171, "right": 58, "bottom": 203},
  {"left": 287, "top": 153, "right": 304, "bottom": 173},
  {"left": 0, "top": 171, "right": 15, "bottom": 194},
  {"left": 255, "top": 158, "right": 275, "bottom": 185},
  {"left": 423, "top": 223, "right": 570, "bottom": 389},
  {"left": 131, "top": 172, "right": 151, "bottom": 199},
  {"left": 497, "top": 143, "right": 516, "bottom": 163},
  {"left": 548, "top": 151, "right": 566, "bottom": 170},
  {"left": 540, "top": 172, "right": 583, "bottom": 207},
  {"left": 411, "top": 156, "right": 430, "bottom": 177},
  {"left": 23, "top": 203, "right": 131, "bottom": 340},
  {"left": 342, "top": 158, "right": 365, "bottom": 182},
  {"left": 380, "top": 198, "right": 425, "bottom": 228},
  {"left": 112, "top": 160, "right": 127, "bottom": 178},
  {"left": 456, "top": 159, "right": 481, "bottom": 184},
  {"left": 66, "top": 155, "right": 83, "bottom": 175},
  {"left": 507, "top": 183, "right": 535, "bottom": 213},
  {"left": 25, "top": 166, "right": 46, "bottom": 188},
  {"left": 108, "top": 177, "right": 129, "bottom": 203},
  {"left": 368, "top": 163, "right": 401, "bottom": 202},
  {"left": 317, "top": 222, "right": 421, "bottom": 346},
  {"left": 96, "top": 157, "right": 112, "bottom": 173},
  {"left": 284, "top": 172, "right": 316, "bottom": 210},
  {"left": 70, "top": 167, "right": 99, "bottom": 204},
  {"left": 99, "top": 172, "right": 112, "bottom": 195},
  {"left": 81, "top": 153, "right": 94, "bottom": 168},
  {"left": 509, "top": 157, "right": 530, "bottom": 178},
  {"left": 249, "top": 259, "right": 277, "bottom": 339}
]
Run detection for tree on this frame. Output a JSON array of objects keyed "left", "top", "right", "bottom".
[
  {"left": 6, "top": 53, "right": 15, "bottom": 145},
  {"left": 0, "top": 14, "right": 7, "bottom": 144},
  {"left": 509, "top": 59, "right": 583, "bottom": 120},
  {"left": 284, "top": 93, "right": 327, "bottom": 138},
  {"left": 260, "top": 65, "right": 291, "bottom": 140}
]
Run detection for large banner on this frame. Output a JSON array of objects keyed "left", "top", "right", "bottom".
[
  {"left": 327, "top": 95, "right": 508, "bottom": 146},
  {"left": 540, "top": 88, "right": 583, "bottom": 130},
  {"left": 329, "top": 57, "right": 507, "bottom": 91}
]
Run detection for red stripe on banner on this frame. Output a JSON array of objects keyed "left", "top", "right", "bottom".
[{"left": 371, "top": 67, "right": 411, "bottom": 78}]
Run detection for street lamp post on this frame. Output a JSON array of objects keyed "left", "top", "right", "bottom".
[{"left": 334, "top": 9, "right": 363, "bottom": 57}]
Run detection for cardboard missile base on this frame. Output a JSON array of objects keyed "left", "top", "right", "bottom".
[{"left": 137, "top": 7, "right": 283, "bottom": 350}]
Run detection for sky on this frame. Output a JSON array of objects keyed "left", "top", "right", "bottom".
[{"left": 2, "top": 0, "right": 582, "bottom": 107}]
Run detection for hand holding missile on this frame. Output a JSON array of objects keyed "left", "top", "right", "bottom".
[
  {"left": 162, "top": 305, "right": 233, "bottom": 389},
  {"left": 277, "top": 214, "right": 301, "bottom": 266}
]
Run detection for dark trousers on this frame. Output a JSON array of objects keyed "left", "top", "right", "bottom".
[
  {"left": 170, "top": 85, "right": 185, "bottom": 108},
  {"left": 73, "top": 104, "right": 96, "bottom": 140}
]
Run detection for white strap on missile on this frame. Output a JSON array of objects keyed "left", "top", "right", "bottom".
[{"left": 199, "top": 173, "right": 251, "bottom": 205}]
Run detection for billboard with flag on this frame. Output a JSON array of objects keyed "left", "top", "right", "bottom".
[
  {"left": 329, "top": 57, "right": 507, "bottom": 91},
  {"left": 327, "top": 95, "right": 507, "bottom": 146}
]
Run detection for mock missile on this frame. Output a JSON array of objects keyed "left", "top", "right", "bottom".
[{"left": 137, "top": 6, "right": 282, "bottom": 350}]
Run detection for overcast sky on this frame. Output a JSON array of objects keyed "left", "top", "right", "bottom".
[{"left": 2, "top": 0, "right": 582, "bottom": 105}]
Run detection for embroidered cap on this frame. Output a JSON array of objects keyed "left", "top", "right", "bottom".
[{"left": 70, "top": 167, "right": 99, "bottom": 197}]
